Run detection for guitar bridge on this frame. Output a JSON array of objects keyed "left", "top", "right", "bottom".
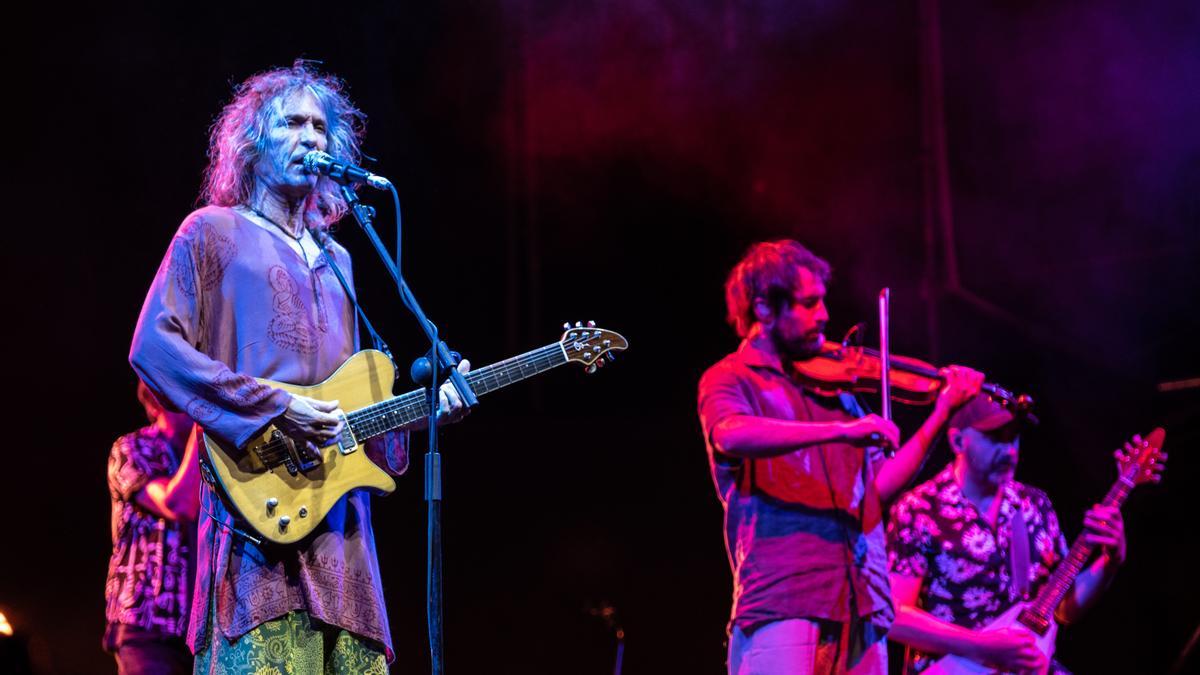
[{"left": 335, "top": 412, "right": 357, "bottom": 455}]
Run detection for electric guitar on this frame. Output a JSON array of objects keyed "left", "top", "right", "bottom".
[
  {"left": 924, "top": 427, "right": 1166, "bottom": 674},
  {"left": 201, "top": 323, "right": 628, "bottom": 544}
]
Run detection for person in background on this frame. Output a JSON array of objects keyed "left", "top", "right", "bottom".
[
  {"left": 886, "top": 394, "right": 1132, "bottom": 673},
  {"left": 103, "top": 381, "right": 200, "bottom": 675}
]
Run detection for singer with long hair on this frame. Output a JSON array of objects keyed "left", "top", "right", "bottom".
[{"left": 130, "top": 61, "right": 469, "bottom": 673}]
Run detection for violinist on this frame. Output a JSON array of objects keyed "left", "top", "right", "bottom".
[{"left": 697, "top": 239, "right": 983, "bottom": 675}]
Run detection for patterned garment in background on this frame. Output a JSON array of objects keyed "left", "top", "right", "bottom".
[
  {"left": 104, "top": 425, "right": 193, "bottom": 649},
  {"left": 886, "top": 464, "right": 1070, "bottom": 673}
]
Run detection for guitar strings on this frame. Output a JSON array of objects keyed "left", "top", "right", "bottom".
[
  {"left": 347, "top": 344, "right": 567, "bottom": 435},
  {"left": 252, "top": 342, "right": 579, "bottom": 464}
]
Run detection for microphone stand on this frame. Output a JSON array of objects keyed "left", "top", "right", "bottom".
[{"left": 340, "top": 183, "right": 476, "bottom": 675}]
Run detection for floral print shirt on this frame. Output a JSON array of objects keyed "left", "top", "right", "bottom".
[{"left": 886, "top": 464, "right": 1069, "bottom": 673}]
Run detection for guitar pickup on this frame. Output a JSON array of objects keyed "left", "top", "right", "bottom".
[
  {"left": 335, "top": 412, "right": 358, "bottom": 455},
  {"left": 270, "top": 430, "right": 323, "bottom": 476}
]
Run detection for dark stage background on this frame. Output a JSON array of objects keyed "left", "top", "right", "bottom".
[{"left": 4, "top": 1, "right": 1198, "bottom": 673}]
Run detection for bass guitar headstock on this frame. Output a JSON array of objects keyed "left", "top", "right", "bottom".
[
  {"left": 1117, "top": 427, "right": 1167, "bottom": 486},
  {"left": 561, "top": 321, "right": 629, "bottom": 373}
]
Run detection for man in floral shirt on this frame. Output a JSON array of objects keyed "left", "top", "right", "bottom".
[
  {"left": 104, "top": 382, "right": 201, "bottom": 674},
  {"left": 886, "top": 394, "right": 1127, "bottom": 674}
]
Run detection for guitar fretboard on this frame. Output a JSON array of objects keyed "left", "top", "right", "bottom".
[
  {"left": 344, "top": 342, "right": 568, "bottom": 441},
  {"left": 1019, "top": 470, "right": 1135, "bottom": 631}
]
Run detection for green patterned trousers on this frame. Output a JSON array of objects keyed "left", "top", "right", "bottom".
[{"left": 193, "top": 611, "right": 388, "bottom": 675}]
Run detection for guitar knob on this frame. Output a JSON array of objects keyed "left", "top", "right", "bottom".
[
  {"left": 266, "top": 498, "right": 279, "bottom": 513},
  {"left": 298, "top": 507, "right": 308, "bottom": 518},
  {"left": 279, "top": 516, "right": 291, "bottom": 529}
]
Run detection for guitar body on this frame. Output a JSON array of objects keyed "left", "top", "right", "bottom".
[
  {"left": 202, "top": 350, "right": 399, "bottom": 545},
  {"left": 922, "top": 599, "right": 1058, "bottom": 674}
]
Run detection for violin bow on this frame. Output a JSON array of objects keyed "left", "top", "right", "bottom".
[{"left": 878, "top": 287, "right": 894, "bottom": 457}]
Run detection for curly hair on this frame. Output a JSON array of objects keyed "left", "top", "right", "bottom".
[
  {"left": 200, "top": 60, "right": 367, "bottom": 229},
  {"left": 724, "top": 240, "right": 832, "bottom": 337}
]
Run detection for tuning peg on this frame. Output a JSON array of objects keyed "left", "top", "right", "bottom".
[
  {"left": 587, "top": 320, "right": 596, "bottom": 327},
  {"left": 586, "top": 364, "right": 597, "bottom": 374},
  {"left": 575, "top": 321, "right": 583, "bottom": 328},
  {"left": 563, "top": 322, "right": 571, "bottom": 330}
]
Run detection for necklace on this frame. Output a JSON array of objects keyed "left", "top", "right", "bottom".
[{"left": 247, "top": 205, "right": 304, "bottom": 241}]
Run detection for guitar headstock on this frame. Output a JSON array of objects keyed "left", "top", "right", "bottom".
[
  {"left": 1117, "top": 427, "right": 1167, "bottom": 486},
  {"left": 560, "top": 321, "right": 629, "bottom": 373}
]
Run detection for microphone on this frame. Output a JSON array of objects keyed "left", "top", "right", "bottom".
[{"left": 302, "top": 151, "right": 391, "bottom": 191}]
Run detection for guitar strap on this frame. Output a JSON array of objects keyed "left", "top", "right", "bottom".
[
  {"left": 1010, "top": 495, "right": 1032, "bottom": 600},
  {"left": 310, "top": 229, "right": 394, "bottom": 362}
]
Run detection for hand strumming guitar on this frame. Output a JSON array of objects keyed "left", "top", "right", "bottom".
[{"left": 276, "top": 394, "right": 344, "bottom": 451}]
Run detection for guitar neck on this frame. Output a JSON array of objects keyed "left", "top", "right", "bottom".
[
  {"left": 344, "top": 342, "right": 569, "bottom": 442},
  {"left": 1020, "top": 470, "right": 1136, "bottom": 630}
]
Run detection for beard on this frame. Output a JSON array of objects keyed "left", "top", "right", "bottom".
[
  {"left": 969, "top": 451, "right": 1016, "bottom": 489},
  {"left": 772, "top": 323, "right": 825, "bottom": 362}
]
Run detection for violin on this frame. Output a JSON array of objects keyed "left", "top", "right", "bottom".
[
  {"left": 792, "top": 331, "right": 1034, "bottom": 414},
  {"left": 795, "top": 289, "right": 1033, "bottom": 459}
]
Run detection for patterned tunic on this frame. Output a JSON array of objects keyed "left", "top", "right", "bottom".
[
  {"left": 130, "top": 206, "right": 408, "bottom": 660},
  {"left": 886, "top": 464, "right": 1069, "bottom": 673},
  {"left": 104, "top": 425, "right": 193, "bottom": 648}
]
